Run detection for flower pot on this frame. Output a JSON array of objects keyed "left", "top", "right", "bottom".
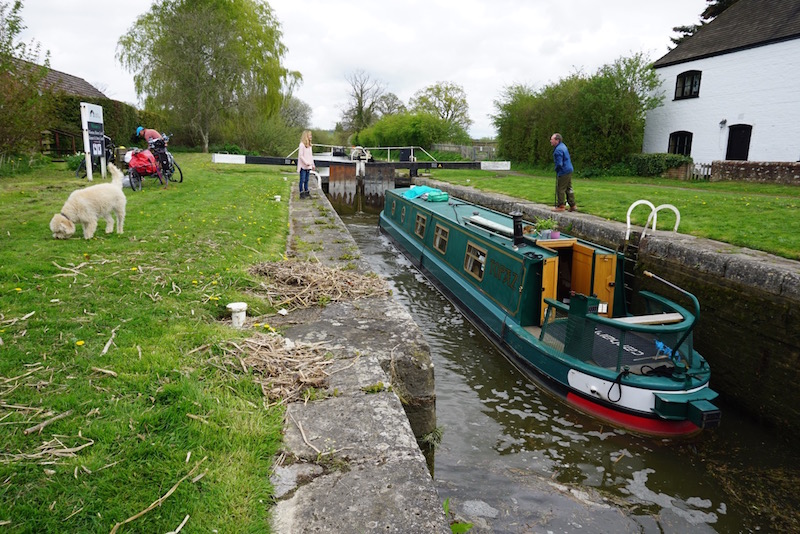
[{"left": 550, "top": 230, "right": 560, "bottom": 239}]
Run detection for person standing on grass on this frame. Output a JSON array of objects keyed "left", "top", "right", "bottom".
[
  {"left": 297, "top": 130, "right": 315, "bottom": 199},
  {"left": 550, "top": 133, "right": 577, "bottom": 212}
]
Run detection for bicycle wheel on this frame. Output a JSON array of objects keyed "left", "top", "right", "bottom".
[
  {"left": 129, "top": 171, "right": 142, "bottom": 191},
  {"left": 75, "top": 159, "right": 87, "bottom": 179},
  {"left": 169, "top": 160, "right": 183, "bottom": 183}
]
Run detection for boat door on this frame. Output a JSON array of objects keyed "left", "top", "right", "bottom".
[
  {"left": 540, "top": 256, "right": 558, "bottom": 324},
  {"left": 591, "top": 251, "right": 617, "bottom": 317},
  {"left": 572, "top": 244, "right": 616, "bottom": 317}
]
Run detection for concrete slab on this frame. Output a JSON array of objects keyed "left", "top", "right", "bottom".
[{"left": 269, "top": 179, "right": 447, "bottom": 532}]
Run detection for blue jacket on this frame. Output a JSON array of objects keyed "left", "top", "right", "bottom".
[{"left": 553, "top": 142, "right": 573, "bottom": 177}]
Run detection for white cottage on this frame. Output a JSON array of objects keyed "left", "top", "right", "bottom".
[{"left": 643, "top": 0, "right": 800, "bottom": 165}]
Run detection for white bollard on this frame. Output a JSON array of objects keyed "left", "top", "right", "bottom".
[{"left": 227, "top": 302, "right": 248, "bottom": 328}]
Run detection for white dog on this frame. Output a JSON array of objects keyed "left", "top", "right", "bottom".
[{"left": 50, "top": 163, "right": 127, "bottom": 239}]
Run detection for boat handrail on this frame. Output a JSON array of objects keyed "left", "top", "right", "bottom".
[
  {"left": 625, "top": 200, "right": 681, "bottom": 240},
  {"left": 543, "top": 294, "right": 695, "bottom": 334}
]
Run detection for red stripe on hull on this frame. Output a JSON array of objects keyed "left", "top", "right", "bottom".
[{"left": 566, "top": 392, "right": 700, "bottom": 437}]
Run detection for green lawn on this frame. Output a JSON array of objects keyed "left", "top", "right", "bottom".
[
  {"left": 2, "top": 156, "right": 799, "bottom": 531},
  {"left": 0, "top": 154, "right": 295, "bottom": 532},
  {"left": 427, "top": 168, "right": 800, "bottom": 260}
]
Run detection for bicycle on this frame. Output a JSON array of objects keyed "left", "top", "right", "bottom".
[
  {"left": 75, "top": 135, "right": 116, "bottom": 179},
  {"left": 126, "top": 148, "right": 165, "bottom": 191},
  {"left": 149, "top": 133, "right": 183, "bottom": 183}
]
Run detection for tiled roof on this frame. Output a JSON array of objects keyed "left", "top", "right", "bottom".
[
  {"left": 13, "top": 58, "right": 108, "bottom": 99},
  {"left": 41, "top": 65, "right": 108, "bottom": 99},
  {"left": 653, "top": 0, "right": 800, "bottom": 68}
]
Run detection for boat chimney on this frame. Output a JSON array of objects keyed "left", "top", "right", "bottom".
[{"left": 511, "top": 211, "right": 524, "bottom": 246}]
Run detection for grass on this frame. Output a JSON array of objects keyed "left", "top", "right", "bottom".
[
  {"left": 426, "top": 167, "right": 800, "bottom": 260},
  {"left": 2, "top": 154, "right": 798, "bottom": 531},
  {"left": 0, "top": 154, "right": 297, "bottom": 532}
]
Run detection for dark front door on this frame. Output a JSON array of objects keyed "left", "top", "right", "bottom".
[{"left": 725, "top": 124, "right": 752, "bottom": 160}]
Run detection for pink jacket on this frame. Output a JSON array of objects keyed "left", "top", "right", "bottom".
[{"left": 297, "top": 142, "right": 314, "bottom": 171}]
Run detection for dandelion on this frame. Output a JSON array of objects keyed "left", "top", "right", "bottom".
[
  {"left": 131, "top": 267, "right": 138, "bottom": 271},
  {"left": 14, "top": 287, "right": 22, "bottom": 292},
  {"left": 212, "top": 280, "right": 218, "bottom": 285},
  {"left": 76, "top": 340, "right": 85, "bottom": 346},
  {"left": 253, "top": 322, "right": 262, "bottom": 327},
  {"left": 192, "top": 280, "right": 198, "bottom": 285}
]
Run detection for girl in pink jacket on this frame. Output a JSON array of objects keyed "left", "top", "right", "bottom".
[{"left": 297, "top": 130, "right": 315, "bottom": 199}]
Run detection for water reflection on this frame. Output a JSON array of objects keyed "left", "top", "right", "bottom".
[{"left": 342, "top": 213, "right": 792, "bottom": 533}]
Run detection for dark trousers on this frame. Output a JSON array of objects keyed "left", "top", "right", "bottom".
[{"left": 556, "top": 173, "right": 576, "bottom": 207}]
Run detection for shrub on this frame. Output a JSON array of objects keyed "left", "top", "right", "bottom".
[{"left": 626, "top": 153, "right": 692, "bottom": 176}]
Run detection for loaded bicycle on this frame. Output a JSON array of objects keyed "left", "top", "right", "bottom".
[
  {"left": 148, "top": 133, "right": 183, "bottom": 184},
  {"left": 125, "top": 133, "right": 183, "bottom": 191}
]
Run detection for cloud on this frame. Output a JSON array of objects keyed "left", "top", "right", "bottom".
[{"left": 19, "top": 0, "right": 706, "bottom": 138}]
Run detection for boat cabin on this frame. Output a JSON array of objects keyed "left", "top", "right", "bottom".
[{"left": 381, "top": 188, "right": 624, "bottom": 329}]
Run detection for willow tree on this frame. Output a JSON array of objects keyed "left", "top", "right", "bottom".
[{"left": 116, "top": 0, "right": 298, "bottom": 152}]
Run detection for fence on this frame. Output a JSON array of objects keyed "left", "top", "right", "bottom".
[
  {"left": 432, "top": 142, "right": 498, "bottom": 161},
  {"left": 691, "top": 163, "right": 712, "bottom": 181}
]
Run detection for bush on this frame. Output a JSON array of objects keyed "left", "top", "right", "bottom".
[
  {"left": 64, "top": 152, "right": 84, "bottom": 171},
  {"left": 626, "top": 153, "right": 692, "bottom": 176},
  {"left": 0, "top": 152, "right": 51, "bottom": 177}
]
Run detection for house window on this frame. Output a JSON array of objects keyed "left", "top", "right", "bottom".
[
  {"left": 674, "top": 70, "right": 701, "bottom": 99},
  {"left": 464, "top": 242, "right": 487, "bottom": 281},
  {"left": 433, "top": 224, "right": 449, "bottom": 254},
  {"left": 668, "top": 131, "right": 693, "bottom": 156},
  {"left": 414, "top": 214, "right": 427, "bottom": 238}
]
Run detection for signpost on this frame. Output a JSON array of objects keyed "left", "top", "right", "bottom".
[{"left": 79, "top": 102, "right": 106, "bottom": 181}]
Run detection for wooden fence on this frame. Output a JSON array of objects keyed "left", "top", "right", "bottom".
[{"left": 691, "top": 163, "right": 712, "bottom": 180}]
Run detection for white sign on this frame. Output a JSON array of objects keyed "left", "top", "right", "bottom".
[
  {"left": 80, "top": 102, "right": 105, "bottom": 181},
  {"left": 480, "top": 161, "right": 511, "bottom": 171}
]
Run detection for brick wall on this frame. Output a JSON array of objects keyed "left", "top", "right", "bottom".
[{"left": 710, "top": 161, "right": 800, "bottom": 185}]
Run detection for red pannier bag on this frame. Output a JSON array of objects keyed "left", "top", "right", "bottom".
[{"left": 128, "top": 149, "right": 159, "bottom": 175}]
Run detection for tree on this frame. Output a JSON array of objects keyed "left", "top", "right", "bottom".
[
  {"left": 0, "top": 0, "right": 50, "bottom": 155},
  {"left": 409, "top": 81, "right": 472, "bottom": 132},
  {"left": 356, "top": 111, "right": 470, "bottom": 149},
  {"left": 117, "top": 0, "right": 299, "bottom": 153},
  {"left": 492, "top": 53, "right": 664, "bottom": 170},
  {"left": 340, "top": 70, "right": 385, "bottom": 136},
  {"left": 670, "top": 0, "right": 740, "bottom": 47},
  {"left": 280, "top": 95, "right": 312, "bottom": 129},
  {"left": 376, "top": 92, "right": 406, "bottom": 117}
]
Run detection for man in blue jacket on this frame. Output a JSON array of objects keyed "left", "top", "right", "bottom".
[{"left": 550, "top": 133, "right": 577, "bottom": 212}]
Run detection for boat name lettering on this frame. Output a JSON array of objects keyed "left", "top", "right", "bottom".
[
  {"left": 488, "top": 259, "right": 519, "bottom": 289},
  {"left": 594, "top": 329, "right": 645, "bottom": 356}
]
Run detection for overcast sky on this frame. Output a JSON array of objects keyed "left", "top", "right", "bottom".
[{"left": 19, "top": 0, "right": 707, "bottom": 139}]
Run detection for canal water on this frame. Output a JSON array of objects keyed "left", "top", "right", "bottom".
[{"left": 341, "top": 212, "right": 799, "bottom": 534}]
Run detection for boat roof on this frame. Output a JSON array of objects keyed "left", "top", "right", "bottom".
[{"left": 391, "top": 187, "right": 616, "bottom": 257}]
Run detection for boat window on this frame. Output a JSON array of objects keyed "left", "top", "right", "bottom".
[
  {"left": 434, "top": 224, "right": 449, "bottom": 254},
  {"left": 391, "top": 200, "right": 396, "bottom": 216},
  {"left": 415, "top": 214, "right": 427, "bottom": 238},
  {"left": 464, "top": 242, "right": 487, "bottom": 281},
  {"left": 401, "top": 206, "right": 406, "bottom": 224}
]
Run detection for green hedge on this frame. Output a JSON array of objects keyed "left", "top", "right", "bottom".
[
  {"left": 48, "top": 94, "right": 165, "bottom": 150},
  {"left": 625, "top": 153, "right": 692, "bottom": 176}
]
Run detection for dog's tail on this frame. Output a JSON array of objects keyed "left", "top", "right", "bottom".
[{"left": 108, "top": 163, "right": 124, "bottom": 187}]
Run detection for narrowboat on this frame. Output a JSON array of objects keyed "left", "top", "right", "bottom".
[{"left": 379, "top": 187, "right": 720, "bottom": 437}]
